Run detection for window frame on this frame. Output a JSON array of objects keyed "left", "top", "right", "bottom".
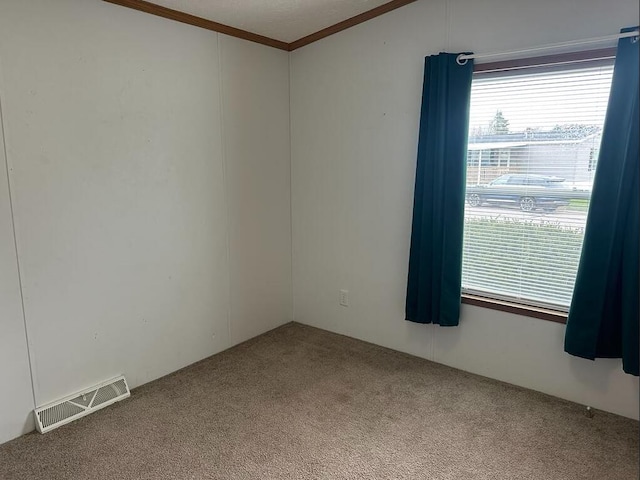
[{"left": 462, "top": 48, "right": 617, "bottom": 323}]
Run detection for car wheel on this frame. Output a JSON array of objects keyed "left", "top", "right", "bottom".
[
  {"left": 468, "top": 194, "right": 481, "bottom": 207},
  {"left": 520, "top": 196, "right": 535, "bottom": 212}
]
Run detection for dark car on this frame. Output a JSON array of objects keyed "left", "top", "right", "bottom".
[{"left": 466, "top": 174, "right": 585, "bottom": 212}]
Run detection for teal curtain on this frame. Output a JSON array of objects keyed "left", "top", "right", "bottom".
[
  {"left": 406, "top": 53, "right": 473, "bottom": 326},
  {"left": 564, "top": 28, "right": 639, "bottom": 376}
]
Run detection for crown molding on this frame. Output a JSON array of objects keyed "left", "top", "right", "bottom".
[
  {"left": 103, "top": 0, "right": 290, "bottom": 50},
  {"left": 103, "top": 0, "right": 419, "bottom": 51},
  {"left": 288, "top": 0, "right": 418, "bottom": 51}
]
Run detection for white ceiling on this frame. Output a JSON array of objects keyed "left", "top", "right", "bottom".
[{"left": 149, "top": 0, "right": 392, "bottom": 43}]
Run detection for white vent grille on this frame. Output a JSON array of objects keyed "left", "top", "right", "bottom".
[{"left": 34, "top": 376, "right": 130, "bottom": 433}]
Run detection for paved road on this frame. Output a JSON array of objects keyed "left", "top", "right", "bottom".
[{"left": 465, "top": 205, "right": 588, "bottom": 228}]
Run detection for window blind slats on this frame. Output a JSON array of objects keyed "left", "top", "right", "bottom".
[{"left": 462, "top": 64, "right": 614, "bottom": 309}]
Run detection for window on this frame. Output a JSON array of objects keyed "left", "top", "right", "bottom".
[
  {"left": 462, "top": 56, "right": 614, "bottom": 311},
  {"left": 467, "top": 150, "right": 480, "bottom": 166},
  {"left": 490, "top": 175, "right": 509, "bottom": 185},
  {"left": 507, "top": 175, "right": 523, "bottom": 185}
]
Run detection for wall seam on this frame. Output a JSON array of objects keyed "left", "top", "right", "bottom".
[
  {"left": 216, "top": 34, "right": 234, "bottom": 347},
  {"left": 0, "top": 64, "right": 38, "bottom": 409},
  {"left": 444, "top": 0, "right": 451, "bottom": 52},
  {"left": 288, "top": 51, "right": 295, "bottom": 323}
]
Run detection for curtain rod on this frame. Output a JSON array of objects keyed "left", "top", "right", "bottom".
[{"left": 457, "top": 30, "right": 639, "bottom": 65}]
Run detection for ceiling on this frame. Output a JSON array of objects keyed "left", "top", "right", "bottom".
[{"left": 147, "top": 0, "right": 393, "bottom": 43}]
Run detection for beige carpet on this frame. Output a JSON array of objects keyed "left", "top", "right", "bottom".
[{"left": 0, "top": 322, "right": 637, "bottom": 479}]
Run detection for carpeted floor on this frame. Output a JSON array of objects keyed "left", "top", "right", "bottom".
[{"left": 0, "top": 322, "right": 637, "bottom": 480}]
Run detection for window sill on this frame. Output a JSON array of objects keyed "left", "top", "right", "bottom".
[{"left": 461, "top": 294, "right": 568, "bottom": 324}]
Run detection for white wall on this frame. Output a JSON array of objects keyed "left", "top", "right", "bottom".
[
  {"left": 220, "top": 36, "right": 293, "bottom": 345},
  {"left": 290, "top": 0, "right": 640, "bottom": 419},
  {"left": 0, "top": 101, "right": 35, "bottom": 441},
  {"left": 0, "top": 0, "right": 291, "bottom": 444}
]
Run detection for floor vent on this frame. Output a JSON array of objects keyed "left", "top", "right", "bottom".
[{"left": 34, "top": 375, "right": 130, "bottom": 433}]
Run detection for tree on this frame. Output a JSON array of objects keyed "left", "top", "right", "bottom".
[
  {"left": 550, "top": 124, "right": 600, "bottom": 140},
  {"left": 488, "top": 110, "right": 510, "bottom": 134}
]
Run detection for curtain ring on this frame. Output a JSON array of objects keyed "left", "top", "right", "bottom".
[{"left": 456, "top": 54, "right": 468, "bottom": 66}]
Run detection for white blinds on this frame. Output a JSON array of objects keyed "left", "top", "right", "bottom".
[{"left": 462, "top": 62, "right": 614, "bottom": 310}]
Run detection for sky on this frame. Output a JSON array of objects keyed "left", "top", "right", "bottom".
[{"left": 468, "top": 65, "right": 614, "bottom": 133}]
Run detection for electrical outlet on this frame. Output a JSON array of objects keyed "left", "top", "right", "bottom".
[{"left": 339, "top": 289, "right": 349, "bottom": 307}]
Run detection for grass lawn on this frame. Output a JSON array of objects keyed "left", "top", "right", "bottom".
[{"left": 567, "top": 198, "right": 590, "bottom": 212}]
